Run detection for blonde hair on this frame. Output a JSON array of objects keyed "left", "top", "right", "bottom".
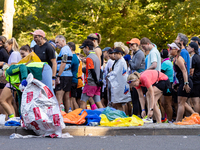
[
  {"left": 127, "top": 71, "right": 141, "bottom": 82},
  {"left": 88, "top": 33, "right": 101, "bottom": 45},
  {"left": 6, "top": 38, "right": 19, "bottom": 51},
  {"left": 114, "top": 42, "right": 129, "bottom": 54}
]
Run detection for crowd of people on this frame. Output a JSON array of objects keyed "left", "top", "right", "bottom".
[{"left": 0, "top": 30, "right": 200, "bottom": 124}]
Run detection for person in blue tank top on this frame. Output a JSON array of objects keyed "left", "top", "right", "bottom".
[{"left": 175, "top": 33, "right": 190, "bottom": 75}]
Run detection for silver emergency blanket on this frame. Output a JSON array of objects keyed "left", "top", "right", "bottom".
[
  {"left": 21, "top": 73, "right": 65, "bottom": 138},
  {"left": 108, "top": 57, "right": 131, "bottom": 103}
]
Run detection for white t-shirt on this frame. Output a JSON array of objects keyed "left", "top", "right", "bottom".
[
  {"left": 147, "top": 47, "right": 161, "bottom": 71},
  {"left": 8, "top": 51, "right": 21, "bottom": 65}
]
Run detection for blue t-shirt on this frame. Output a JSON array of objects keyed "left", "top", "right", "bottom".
[
  {"left": 161, "top": 60, "right": 173, "bottom": 82},
  {"left": 180, "top": 48, "right": 190, "bottom": 75},
  {"left": 145, "top": 54, "right": 149, "bottom": 70},
  {"left": 71, "top": 54, "right": 79, "bottom": 83},
  {"left": 57, "top": 45, "right": 73, "bottom": 77}
]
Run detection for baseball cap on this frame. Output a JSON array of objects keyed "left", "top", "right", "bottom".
[
  {"left": 160, "top": 49, "right": 169, "bottom": 58},
  {"left": 167, "top": 42, "right": 180, "bottom": 50},
  {"left": 107, "top": 48, "right": 114, "bottom": 54},
  {"left": 126, "top": 38, "right": 140, "bottom": 45},
  {"left": 191, "top": 36, "right": 200, "bottom": 45},
  {"left": 189, "top": 42, "right": 199, "bottom": 52},
  {"left": 30, "top": 29, "right": 45, "bottom": 37},
  {"left": 102, "top": 47, "right": 111, "bottom": 52}
]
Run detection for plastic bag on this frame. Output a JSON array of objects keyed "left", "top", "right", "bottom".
[
  {"left": 174, "top": 113, "right": 200, "bottom": 125},
  {"left": 21, "top": 73, "right": 65, "bottom": 137},
  {"left": 61, "top": 108, "right": 87, "bottom": 125},
  {"left": 81, "top": 109, "right": 102, "bottom": 125},
  {"left": 101, "top": 106, "right": 127, "bottom": 121},
  {"left": 100, "top": 114, "right": 144, "bottom": 127},
  {"left": 0, "top": 114, "right": 6, "bottom": 125}
]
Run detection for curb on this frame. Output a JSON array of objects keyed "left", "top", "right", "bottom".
[{"left": 1, "top": 124, "right": 200, "bottom": 136}]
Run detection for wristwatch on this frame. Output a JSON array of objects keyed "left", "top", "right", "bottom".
[
  {"left": 184, "top": 82, "right": 189, "bottom": 85},
  {"left": 150, "top": 108, "right": 153, "bottom": 111}
]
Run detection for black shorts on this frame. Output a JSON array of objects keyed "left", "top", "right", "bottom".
[
  {"left": 71, "top": 83, "right": 77, "bottom": 98},
  {"left": 153, "top": 79, "right": 171, "bottom": 94},
  {"left": 177, "top": 78, "right": 193, "bottom": 98},
  {"left": 163, "top": 82, "right": 173, "bottom": 96},
  {"left": 55, "top": 76, "right": 72, "bottom": 92},
  {"left": 190, "top": 84, "right": 200, "bottom": 98},
  {"left": 76, "top": 88, "right": 82, "bottom": 99}
]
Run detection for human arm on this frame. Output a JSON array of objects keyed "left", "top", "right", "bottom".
[
  {"left": 177, "top": 56, "right": 191, "bottom": 93},
  {"left": 51, "top": 58, "right": 57, "bottom": 86},
  {"left": 129, "top": 52, "right": 144, "bottom": 70},
  {"left": 147, "top": 85, "right": 155, "bottom": 118},
  {"left": 94, "top": 48, "right": 102, "bottom": 65},
  {"left": 147, "top": 62, "right": 157, "bottom": 70},
  {"left": 137, "top": 87, "right": 146, "bottom": 118},
  {"left": 56, "top": 61, "right": 66, "bottom": 85}
]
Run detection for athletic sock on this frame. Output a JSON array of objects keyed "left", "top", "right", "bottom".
[{"left": 8, "top": 113, "right": 14, "bottom": 119}]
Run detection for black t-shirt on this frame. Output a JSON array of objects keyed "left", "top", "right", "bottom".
[
  {"left": 191, "top": 54, "right": 200, "bottom": 84},
  {"left": 33, "top": 42, "right": 56, "bottom": 67},
  {"left": 0, "top": 46, "right": 9, "bottom": 69}
]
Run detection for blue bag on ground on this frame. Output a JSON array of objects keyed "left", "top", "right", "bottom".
[
  {"left": 101, "top": 106, "right": 127, "bottom": 121},
  {"left": 81, "top": 109, "right": 102, "bottom": 125}
]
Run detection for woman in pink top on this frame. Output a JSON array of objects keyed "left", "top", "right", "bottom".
[{"left": 127, "top": 70, "right": 170, "bottom": 123}]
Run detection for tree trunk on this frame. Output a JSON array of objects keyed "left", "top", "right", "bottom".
[{"left": 2, "top": 0, "right": 15, "bottom": 39}]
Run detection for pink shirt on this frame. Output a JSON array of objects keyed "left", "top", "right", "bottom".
[{"left": 135, "top": 70, "right": 168, "bottom": 89}]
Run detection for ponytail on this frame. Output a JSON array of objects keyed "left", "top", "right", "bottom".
[{"left": 6, "top": 38, "right": 19, "bottom": 51}]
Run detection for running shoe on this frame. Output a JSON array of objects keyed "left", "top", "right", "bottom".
[
  {"left": 161, "top": 118, "right": 168, "bottom": 123},
  {"left": 142, "top": 117, "right": 153, "bottom": 123}
]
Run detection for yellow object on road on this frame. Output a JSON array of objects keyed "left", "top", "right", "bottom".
[{"left": 100, "top": 114, "right": 144, "bottom": 127}]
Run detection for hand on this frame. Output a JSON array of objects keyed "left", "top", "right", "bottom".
[
  {"left": 56, "top": 77, "right": 60, "bottom": 85},
  {"left": 147, "top": 110, "right": 153, "bottom": 118},
  {"left": 183, "top": 84, "right": 191, "bottom": 93},
  {"left": 141, "top": 111, "right": 146, "bottom": 118},
  {"left": 52, "top": 79, "right": 55, "bottom": 87}
]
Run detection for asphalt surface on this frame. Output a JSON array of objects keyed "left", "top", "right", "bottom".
[{"left": 1, "top": 135, "right": 200, "bottom": 150}]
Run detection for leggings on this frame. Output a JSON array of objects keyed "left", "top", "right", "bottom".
[{"left": 131, "top": 87, "right": 141, "bottom": 115}]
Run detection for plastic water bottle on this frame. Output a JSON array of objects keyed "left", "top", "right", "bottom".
[
  {"left": 60, "top": 103, "right": 65, "bottom": 112},
  {"left": 88, "top": 122, "right": 99, "bottom": 126},
  {"left": 68, "top": 107, "right": 72, "bottom": 113}
]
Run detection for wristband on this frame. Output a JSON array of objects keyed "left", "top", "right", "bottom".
[
  {"left": 142, "top": 109, "right": 145, "bottom": 112},
  {"left": 52, "top": 76, "right": 56, "bottom": 80},
  {"left": 57, "top": 75, "right": 60, "bottom": 78}
]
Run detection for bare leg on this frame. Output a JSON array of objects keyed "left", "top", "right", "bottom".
[
  {"left": 71, "top": 97, "right": 79, "bottom": 110},
  {"left": 0, "top": 87, "right": 15, "bottom": 116},
  {"left": 112, "top": 103, "right": 123, "bottom": 111},
  {"left": 80, "top": 100, "right": 87, "bottom": 109},
  {"left": 76, "top": 98, "right": 81, "bottom": 107},
  {"left": 176, "top": 96, "right": 188, "bottom": 122},
  {"left": 56, "top": 90, "right": 65, "bottom": 105},
  {"left": 153, "top": 93, "right": 163, "bottom": 123},
  {"left": 185, "top": 102, "right": 195, "bottom": 114},
  {"left": 161, "top": 95, "right": 173, "bottom": 122},
  {"left": 64, "top": 91, "right": 70, "bottom": 112},
  {"left": 191, "top": 97, "right": 200, "bottom": 113}
]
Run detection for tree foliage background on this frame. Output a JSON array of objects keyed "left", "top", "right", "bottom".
[{"left": 1, "top": 0, "right": 200, "bottom": 50}]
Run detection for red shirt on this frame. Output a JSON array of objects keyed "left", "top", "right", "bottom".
[{"left": 135, "top": 70, "right": 168, "bottom": 89}]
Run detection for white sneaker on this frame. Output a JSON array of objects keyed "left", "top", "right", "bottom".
[{"left": 142, "top": 118, "right": 153, "bottom": 123}]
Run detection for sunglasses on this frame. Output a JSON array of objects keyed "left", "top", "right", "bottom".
[
  {"left": 169, "top": 47, "right": 176, "bottom": 50},
  {"left": 129, "top": 43, "right": 135, "bottom": 46},
  {"left": 127, "top": 80, "right": 135, "bottom": 84}
]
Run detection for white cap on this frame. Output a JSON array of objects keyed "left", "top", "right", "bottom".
[{"left": 167, "top": 43, "right": 180, "bottom": 50}]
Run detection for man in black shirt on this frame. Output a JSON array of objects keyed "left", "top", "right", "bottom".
[
  {"left": 187, "top": 42, "right": 200, "bottom": 113},
  {"left": 31, "top": 29, "right": 57, "bottom": 88}
]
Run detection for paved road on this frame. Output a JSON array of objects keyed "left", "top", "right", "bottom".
[{"left": 1, "top": 135, "right": 200, "bottom": 150}]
